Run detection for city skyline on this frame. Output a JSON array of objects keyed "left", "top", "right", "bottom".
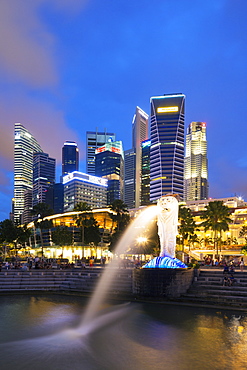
[{"left": 0, "top": 0, "right": 247, "bottom": 220}]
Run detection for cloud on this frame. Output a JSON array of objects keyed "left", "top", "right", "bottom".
[
  {"left": 0, "top": 93, "right": 83, "bottom": 169},
  {"left": 49, "top": 0, "right": 89, "bottom": 13},
  {"left": 0, "top": 0, "right": 88, "bottom": 88},
  {"left": 0, "top": 1, "right": 59, "bottom": 87}
]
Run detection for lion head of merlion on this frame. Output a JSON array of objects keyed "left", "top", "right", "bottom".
[{"left": 157, "top": 194, "right": 179, "bottom": 215}]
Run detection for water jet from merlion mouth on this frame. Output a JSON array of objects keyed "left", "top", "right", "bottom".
[
  {"left": 80, "top": 204, "right": 160, "bottom": 326},
  {"left": 80, "top": 196, "right": 186, "bottom": 326}
]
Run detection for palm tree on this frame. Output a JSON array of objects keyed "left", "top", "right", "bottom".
[
  {"left": 84, "top": 217, "right": 101, "bottom": 246},
  {"left": 52, "top": 226, "right": 73, "bottom": 246},
  {"left": 109, "top": 199, "right": 129, "bottom": 232},
  {"left": 203, "top": 236, "right": 213, "bottom": 249},
  {"left": 108, "top": 200, "right": 130, "bottom": 251},
  {"left": 52, "top": 226, "right": 73, "bottom": 258},
  {"left": 239, "top": 226, "right": 247, "bottom": 243},
  {"left": 16, "top": 223, "right": 32, "bottom": 255},
  {"left": 188, "top": 233, "right": 200, "bottom": 251},
  {"left": 73, "top": 202, "right": 93, "bottom": 245},
  {"left": 178, "top": 206, "right": 197, "bottom": 252},
  {"left": 200, "top": 201, "right": 232, "bottom": 255}
]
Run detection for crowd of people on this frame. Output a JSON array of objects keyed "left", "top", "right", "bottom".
[{"left": 203, "top": 255, "right": 245, "bottom": 269}]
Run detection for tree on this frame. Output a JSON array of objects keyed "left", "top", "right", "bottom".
[
  {"left": 30, "top": 203, "right": 53, "bottom": 220},
  {"left": 188, "top": 233, "right": 200, "bottom": 251},
  {"left": 109, "top": 200, "right": 129, "bottom": 231},
  {"left": 0, "top": 219, "right": 18, "bottom": 258},
  {"left": 84, "top": 217, "right": 101, "bottom": 246},
  {"left": 200, "top": 201, "right": 232, "bottom": 255},
  {"left": 0, "top": 219, "right": 18, "bottom": 244},
  {"left": 0, "top": 220, "right": 31, "bottom": 258},
  {"left": 73, "top": 202, "right": 93, "bottom": 244},
  {"left": 178, "top": 206, "right": 197, "bottom": 252},
  {"left": 108, "top": 200, "right": 130, "bottom": 251},
  {"left": 16, "top": 224, "right": 32, "bottom": 251},
  {"left": 52, "top": 226, "right": 73, "bottom": 247},
  {"left": 203, "top": 236, "right": 213, "bottom": 248},
  {"left": 239, "top": 226, "right": 247, "bottom": 243}
]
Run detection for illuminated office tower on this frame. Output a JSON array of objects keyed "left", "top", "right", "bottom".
[
  {"left": 33, "top": 152, "right": 56, "bottom": 207},
  {"left": 22, "top": 189, "right": 33, "bottom": 224},
  {"left": 150, "top": 94, "right": 185, "bottom": 202},
  {"left": 184, "top": 121, "right": 208, "bottom": 201},
  {"left": 86, "top": 130, "right": 116, "bottom": 175},
  {"left": 124, "top": 148, "right": 136, "bottom": 209},
  {"left": 46, "top": 183, "right": 64, "bottom": 214},
  {"left": 141, "top": 139, "right": 151, "bottom": 206},
  {"left": 14, "top": 123, "right": 43, "bottom": 223},
  {"left": 95, "top": 141, "right": 124, "bottom": 205},
  {"left": 62, "top": 141, "right": 79, "bottom": 176},
  {"left": 63, "top": 171, "right": 108, "bottom": 211},
  {"left": 124, "top": 107, "right": 149, "bottom": 208}
]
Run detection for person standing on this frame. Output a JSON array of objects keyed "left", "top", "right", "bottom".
[{"left": 240, "top": 258, "right": 245, "bottom": 272}]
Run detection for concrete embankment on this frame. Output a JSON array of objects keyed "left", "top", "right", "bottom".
[
  {"left": 1, "top": 267, "right": 247, "bottom": 310},
  {"left": 0, "top": 268, "right": 133, "bottom": 295}
]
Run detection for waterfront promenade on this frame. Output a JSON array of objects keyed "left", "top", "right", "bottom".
[{"left": 1, "top": 266, "right": 247, "bottom": 310}]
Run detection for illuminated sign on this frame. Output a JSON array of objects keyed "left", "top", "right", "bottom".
[
  {"left": 142, "top": 140, "right": 151, "bottom": 148},
  {"left": 95, "top": 145, "right": 121, "bottom": 154},
  {"left": 63, "top": 171, "right": 108, "bottom": 187},
  {"left": 157, "top": 106, "right": 179, "bottom": 113}
]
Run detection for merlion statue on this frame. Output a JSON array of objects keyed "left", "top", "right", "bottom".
[
  {"left": 157, "top": 195, "right": 178, "bottom": 259},
  {"left": 143, "top": 194, "right": 186, "bottom": 269}
]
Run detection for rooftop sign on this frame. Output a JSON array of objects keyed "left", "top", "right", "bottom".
[{"left": 157, "top": 106, "right": 179, "bottom": 113}]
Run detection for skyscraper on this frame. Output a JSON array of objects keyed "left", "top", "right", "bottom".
[
  {"left": 95, "top": 141, "right": 124, "bottom": 205},
  {"left": 46, "top": 183, "right": 64, "bottom": 214},
  {"left": 184, "top": 121, "right": 208, "bottom": 201},
  {"left": 33, "top": 152, "right": 56, "bottom": 207},
  {"left": 124, "top": 106, "right": 149, "bottom": 208},
  {"left": 63, "top": 171, "right": 108, "bottom": 211},
  {"left": 150, "top": 94, "right": 185, "bottom": 202},
  {"left": 62, "top": 141, "right": 79, "bottom": 176},
  {"left": 124, "top": 148, "right": 136, "bottom": 209},
  {"left": 14, "top": 123, "right": 43, "bottom": 223},
  {"left": 141, "top": 139, "right": 151, "bottom": 206},
  {"left": 86, "top": 130, "right": 116, "bottom": 175}
]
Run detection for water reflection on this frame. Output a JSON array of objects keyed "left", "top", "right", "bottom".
[{"left": 0, "top": 295, "right": 247, "bottom": 370}]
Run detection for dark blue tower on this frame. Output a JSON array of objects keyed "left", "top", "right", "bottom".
[{"left": 62, "top": 141, "right": 79, "bottom": 176}]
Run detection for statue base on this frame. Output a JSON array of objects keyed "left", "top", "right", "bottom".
[
  {"left": 143, "top": 256, "right": 187, "bottom": 269},
  {"left": 133, "top": 267, "right": 193, "bottom": 298}
]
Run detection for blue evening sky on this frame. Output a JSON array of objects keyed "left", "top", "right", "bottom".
[{"left": 0, "top": 0, "right": 246, "bottom": 220}]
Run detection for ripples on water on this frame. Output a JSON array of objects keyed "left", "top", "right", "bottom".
[{"left": 0, "top": 295, "right": 247, "bottom": 370}]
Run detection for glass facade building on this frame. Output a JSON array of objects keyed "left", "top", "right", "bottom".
[
  {"left": 86, "top": 130, "right": 116, "bottom": 175},
  {"left": 184, "top": 121, "right": 208, "bottom": 201},
  {"left": 33, "top": 152, "right": 56, "bottom": 207},
  {"left": 46, "top": 183, "right": 64, "bottom": 215},
  {"left": 124, "top": 106, "right": 149, "bottom": 208},
  {"left": 124, "top": 148, "right": 136, "bottom": 209},
  {"left": 14, "top": 123, "right": 43, "bottom": 223},
  {"left": 63, "top": 171, "right": 108, "bottom": 212},
  {"left": 95, "top": 141, "right": 124, "bottom": 205},
  {"left": 150, "top": 94, "right": 185, "bottom": 202},
  {"left": 62, "top": 141, "right": 79, "bottom": 176},
  {"left": 141, "top": 139, "right": 151, "bottom": 206}
]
